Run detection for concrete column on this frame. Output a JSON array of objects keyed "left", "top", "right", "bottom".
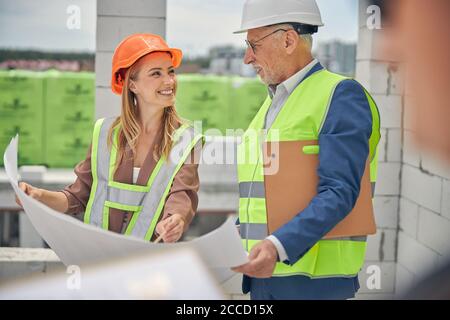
[
  {"left": 355, "top": 0, "right": 403, "bottom": 299},
  {"left": 95, "top": 0, "right": 167, "bottom": 119}
]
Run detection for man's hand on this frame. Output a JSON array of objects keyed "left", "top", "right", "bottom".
[{"left": 232, "top": 239, "right": 278, "bottom": 278}]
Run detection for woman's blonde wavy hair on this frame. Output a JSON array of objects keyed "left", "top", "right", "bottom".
[{"left": 107, "top": 53, "right": 183, "bottom": 173}]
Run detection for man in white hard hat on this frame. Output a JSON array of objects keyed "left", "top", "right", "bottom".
[{"left": 232, "top": 0, "right": 381, "bottom": 299}]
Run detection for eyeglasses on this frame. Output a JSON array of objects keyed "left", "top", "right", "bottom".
[{"left": 245, "top": 28, "right": 291, "bottom": 54}]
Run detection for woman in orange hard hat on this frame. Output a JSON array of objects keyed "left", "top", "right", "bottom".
[{"left": 15, "top": 34, "right": 203, "bottom": 242}]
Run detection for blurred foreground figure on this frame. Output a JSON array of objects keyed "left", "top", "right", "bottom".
[
  {"left": 376, "top": 0, "right": 450, "bottom": 299},
  {"left": 381, "top": 0, "right": 450, "bottom": 163}
]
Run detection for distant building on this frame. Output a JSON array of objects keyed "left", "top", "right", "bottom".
[
  {"left": 0, "top": 59, "right": 94, "bottom": 72},
  {"left": 208, "top": 45, "right": 255, "bottom": 77},
  {"left": 177, "top": 63, "right": 202, "bottom": 74},
  {"left": 206, "top": 42, "right": 357, "bottom": 77},
  {"left": 315, "top": 40, "right": 356, "bottom": 76}
]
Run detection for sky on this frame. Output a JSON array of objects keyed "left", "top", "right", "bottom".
[
  {"left": 167, "top": 0, "right": 359, "bottom": 57},
  {"left": 0, "top": 0, "right": 358, "bottom": 55},
  {"left": 0, "top": 0, "right": 96, "bottom": 52}
]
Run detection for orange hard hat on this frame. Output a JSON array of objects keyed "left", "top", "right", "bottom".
[{"left": 111, "top": 33, "right": 183, "bottom": 95}]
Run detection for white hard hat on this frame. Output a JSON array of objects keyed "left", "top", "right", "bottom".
[{"left": 234, "top": 0, "right": 324, "bottom": 34}]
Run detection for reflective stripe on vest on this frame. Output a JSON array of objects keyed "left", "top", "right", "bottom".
[
  {"left": 239, "top": 180, "right": 377, "bottom": 199},
  {"left": 84, "top": 117, "right": 203, "bottom": 240},
  {"left": 238, "top": 180, "right": 376, "bottom": 240},
  {"left": 237, "top": 69, "right": 381, "bottom": 278},
  {"left": 239, "top": 222, "right": 367, "bottom": 242}
]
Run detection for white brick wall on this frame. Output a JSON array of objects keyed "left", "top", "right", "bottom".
[
  {"left": 97, "top": 0, "right": 166, "bottom": 17},
  {"left": 417, "top": 207, "right": 450, "bottom": 256},
  {"left": 397, "top": 232, "right": 441, "bottom": 278},
  {"left": 398, "top": 198, "right": 419, "bottom": 238},
  {"left": 365, "top": 229, "right": 397, "bottom": 262},
  {"left": 95, "top": 87, "right": 121, "bottom": 119},
  {"left": 96, "top": 17, "right": 166, "bottom": 52},
  {"left": 402, "top": 131, "right": 421, "bottom": 167},
  {"left": 386, "top": 129, "right": 402, "bottom": 162},
  {"left": 356, "top": 27, "right": 385, "bottom": 62},
  {"left": 356, "top": 0, "right": 403, "bottom": 300},
  {"left": 355, "top": 60, "right": 403, "bottom": 96},
  {"left": 377, "top": 129, "right": 387, "bottom": 162},
  {"left": 373, "top": 196, "right": 398, "bottom": 228},
  {"left": 375, "top": 162, "right": 401, "bottom": 196},
  {"left": 94, "top": 51, "right": 114, "bottom": 88},
  {"left": 375, "top": 94, "right": 402, "bottom": 129},
  {"left": 401, "top": 165, "right": 443, "bottom": 213},
  {"left": 377, "top": 129, "right": 403, "bottom": 164},
  {"left": 420, "top": 154, "right": 450, "bottom": 180}
]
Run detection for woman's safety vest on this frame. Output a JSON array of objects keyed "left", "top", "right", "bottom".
[{"left": 84, "top": 117, "right": 203, "bottom": 241}]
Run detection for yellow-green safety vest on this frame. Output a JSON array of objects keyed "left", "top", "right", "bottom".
[
  {"left": 84, "top": 117, "right": 203, "bottom": 241},
  {"left": 237, "top": 69, "right": 380, "bottom": 278}
]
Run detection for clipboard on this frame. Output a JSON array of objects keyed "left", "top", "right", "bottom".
[{"left": 263, "top": 140, "right": 376, "bottom": 239}]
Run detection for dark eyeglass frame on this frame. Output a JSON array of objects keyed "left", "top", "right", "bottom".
[{"left": 245, "top": 28, "right": 291, "bottom": 54}]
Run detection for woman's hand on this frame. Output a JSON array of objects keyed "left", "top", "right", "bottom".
[
  {"left": 15, "top": 182, "right": 68, "bottom": 213},
  {"left": 155, "top": 214, "right": 186, "bottom": 243},
  {"left": 15, "top": 182, "right": 43, "bottom": 208}
]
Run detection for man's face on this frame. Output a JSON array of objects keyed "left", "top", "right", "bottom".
[{"left": 243, "top": 27, "right": 286, "bottom": 85}]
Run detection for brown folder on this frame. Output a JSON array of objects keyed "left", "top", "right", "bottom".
[{"left": 263, "top": 140, "right": 376, "bottom": 239}]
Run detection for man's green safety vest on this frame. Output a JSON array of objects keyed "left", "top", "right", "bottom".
[
  {"left": 237, "top": 69, "right": 380, "bottom": 278},
  {"left": 84, "top": 117, "right": 203, "bottom": 241}
]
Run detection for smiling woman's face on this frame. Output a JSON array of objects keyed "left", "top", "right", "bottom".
[{"left": 130, "top": 52, "right": 177, "bottom": 109}]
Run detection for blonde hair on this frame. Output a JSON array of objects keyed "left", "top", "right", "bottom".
[{"left": 107, "top": 54, "right": 183, "bottom": 173}]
